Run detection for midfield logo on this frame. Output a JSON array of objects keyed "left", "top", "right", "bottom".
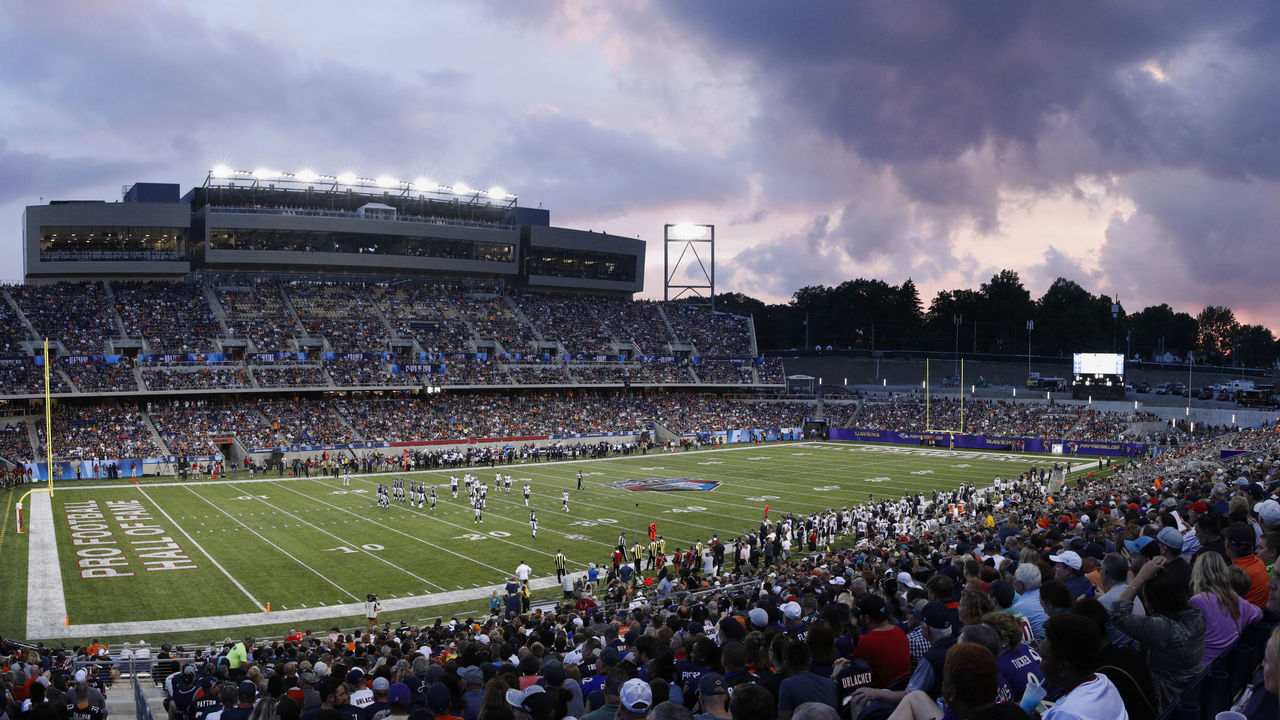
[{"left": 608, "top": 477, "right": 722, "bottom": 492}]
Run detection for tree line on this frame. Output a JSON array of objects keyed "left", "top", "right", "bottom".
[{"left": 708, "top": 271, "right": 1277, "bottom": 368}]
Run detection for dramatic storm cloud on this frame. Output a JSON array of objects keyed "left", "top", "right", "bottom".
[{"left": 1, "top": 1, "right": 1278, "bottom": 328}]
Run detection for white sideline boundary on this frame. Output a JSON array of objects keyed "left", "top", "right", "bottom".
[
  {"left": 30, "top": 575, "right": 562, "bottom": 641},
  {"left": 26, "top": 491, "right": 68, "bottom": 637}
]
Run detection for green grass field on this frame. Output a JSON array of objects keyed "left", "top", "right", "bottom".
[{"left": 2, "top": 440, "right": 1080, "bottom": 642}]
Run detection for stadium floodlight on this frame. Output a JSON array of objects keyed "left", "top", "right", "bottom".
[
  {"left": 487, "top": 186, "right": 506, "bottom": 199},
  {"left": 211, "top": 165, "right": 233, "bottom": 180},
  {"left": 253, "top": 168, "right": 278, "bottom": 181},
  {"left": 337, "top": 172, "right": 358, "bottom": 185},
  {"left": 668, "top": 223, "right": 712, "bottom": 241},
  {"left": 296, "top": 169, "right": 319, "bottom": 184},
  {"left": 376, "top": 175, "right": 399, "bottom": 189},
  {"left": 453, "top": 182, "right": 471, "bottom": 195},
  {"left": 412, "top": 178, "right": 434, "bottom": 193}
]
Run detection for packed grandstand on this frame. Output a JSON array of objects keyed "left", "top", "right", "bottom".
[{"left": 4, "top": 178, "right": 1280, "bottom": 720}]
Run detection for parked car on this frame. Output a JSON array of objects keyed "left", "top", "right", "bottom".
[
  {"left": 1134, "top": 381, "right": 1151, "bottom": 393},
  {"left": 1155, "top": 383, "right": 1169, "bottom": 395}
]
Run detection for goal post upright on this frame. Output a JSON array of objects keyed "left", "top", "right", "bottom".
[{"left": 44, "top": 338, "right": 53, "bottom": 496}]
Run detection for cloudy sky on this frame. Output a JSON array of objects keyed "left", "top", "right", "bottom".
[{"left": 2, "top": 1, "right": 1278, "bottom": 328}]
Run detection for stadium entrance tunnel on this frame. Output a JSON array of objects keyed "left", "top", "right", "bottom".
[{"left": 213, "top": 437, "right": 248, "bottom": 469}]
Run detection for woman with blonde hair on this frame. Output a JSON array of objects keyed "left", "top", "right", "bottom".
[{"left": 1191, "top": 550, "right": 1260, "bottom": 667}]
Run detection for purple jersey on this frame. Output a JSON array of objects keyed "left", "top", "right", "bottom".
[{"left": 996, "top": 644, "right": 1043, "bottom": 704}]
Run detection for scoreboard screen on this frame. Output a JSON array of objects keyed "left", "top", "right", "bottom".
[{"left": 1073, "top": 353, "right": 1124, "bottom": 375}]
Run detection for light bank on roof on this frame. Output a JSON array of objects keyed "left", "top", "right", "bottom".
[{"left": 22, "top": 169, "right": 645, "bottom": 294}]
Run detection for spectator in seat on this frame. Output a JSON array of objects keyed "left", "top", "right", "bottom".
[
  {"left": 1190, "top": 551, "right": 1261, "bottom": 668},
  {"left": 776, "top": 637, "right": 837, "bottom": 720},
  {"left": 852, "top": 594, "right": 910, "bottom": 689},
  {"left": 1107, "top": 556, "right": 1205, "bottom": 712},
  {"left": 1226, "top": 522, "right": 1271, "bottom": 608},
  {"left": 853, "top": 601, "right": 956, "bottom": 709},
  {"left": 1038, "top": 614, "right": 1128, "bottom": 719},
  {"left": 727, "top": 684, "right": 775, "bottom": 720},
  {"left": 1011, "top": 564, "right": 1048, "bottom": 642}
]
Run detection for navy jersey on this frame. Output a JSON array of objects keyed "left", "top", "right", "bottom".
[
  {"left": 834, "top": 658, "right": 875, "bottom": 715},
  {"left": 67, "top": 702, "right": 106, "bottom": 720}
]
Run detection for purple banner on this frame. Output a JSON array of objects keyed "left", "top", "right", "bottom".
[{"left": 829, "top": 428, "right": 1144, "bottom": 456}]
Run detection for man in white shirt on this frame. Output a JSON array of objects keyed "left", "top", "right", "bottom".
[{"left": 515, "top": 560, "right": 532, "bottom": 587}]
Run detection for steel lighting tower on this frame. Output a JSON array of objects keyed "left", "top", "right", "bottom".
[{"left": 664, "top": 224, "right": 715, "bottom": 310}]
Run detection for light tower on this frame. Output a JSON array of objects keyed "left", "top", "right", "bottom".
[{"left": 663, "top": 224, "right": 715, "bottom": 310}]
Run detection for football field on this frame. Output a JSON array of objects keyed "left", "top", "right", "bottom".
[{"left": 4, "top": 441, "right": 1082, "bottom": 641}]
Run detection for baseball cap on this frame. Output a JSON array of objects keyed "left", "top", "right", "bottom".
[
  {"left": 200, "top": 677, "right": 218, "bottom": 691},
  {"left": 505, "top": 685, "right": 545, "bottom": 709},
  {"left": 1082, "top": 542, "right": 1106, "bottom": 561},
  {"left": 698, "top": 673, "right": 728, "bottom": 696},
  {"left": 1247, "top": 483, "right": 1265, "bottom": 497},
  {"left": 596, "top": 646, "right": 621, "bottom": 666},
  {"left": 781, "top": 601, "right": 801, "bottom": 620},
  {"left": 988, "top": 580, "right": 1015, "bottom": 609},
  {"left": 909, "top": 598, "right": 930, "bottom": 619},
  {"left": 346, "top": 668, "right": 365, "bottom": 685},
  {"left": 856, "top": 595, "right": 886, "bottom": 617},
  {"left": 619, "top": 678, "right": 653, "bottom": 713},
  {"left": 540, "top": 660, "right": 565, "bottom": 685},
  {"left": 183, "top": 665, "right": 197, "bottom": 678},
  {"left": 920, "top": 601, "right": 953, "bottom": 634},
  {"left": 388, "top": 682, "right": 410, "bottom": 705},
  {"left": 285, "top": 688, "right": 305, "bottom": 705},
  {"left": 896, "top": 571, "right": 920, "bottom": 589},
  {"left": 748, "top": 608, "right": 768, "bottom": 627},
  {"left": 428, "top": 682, "right": 453, "bottom": 710},
  {"left": 74, "top": 669, "right": 87, "bottom": 684},
  {"left": 238, "top": 681, "right": 257, "bottom": 700},
  {"left": 1156, "top": 527, "right": 1184, "bottom": 551},
  {"left": 1123, "top": 535, "right": 1156, "bottom": 554},
  {"left": 1048, "top": 550, "right": 1082, "bottom": 571},
  {"left": 1255, "top": 500, "right": 1280, "bottom": 525},
  {"left": 299, "top": 670, "right": 317, "bottom": 685},
  {"left": 1189, "top": 501, "right": 1209, "bottom": 515},
  {"left": 371, "top": 677, "right": 390, "bottom": 692},
  {"left": 1225, "top": 523, "right": 1257, "bottom": 553},
  {"left": 458, "top": 666, "right": 483, "bottom": 686}
]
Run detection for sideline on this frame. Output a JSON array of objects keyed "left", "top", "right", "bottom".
[
  {"left": 28, "top": 575, "right": 561, "bottom": 640},
  {"left": 26, "top": 491, "right": 68, "bottom": 638},
  {"left": 52, "top": 441, "right": 799, "bottom": 491}
]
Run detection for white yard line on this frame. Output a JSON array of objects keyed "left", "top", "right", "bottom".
[
  {"left": 224, "top": 482, "right": 447, "bottom": 592},
  {"left": 182, "top": 487, "right": 364, "bottom": 600},
  {"left": 140, "top": 487, "right": 267, "bottom": 612},
  {"left": 25, "top": 491, "right": 68, "bottom": 637}
]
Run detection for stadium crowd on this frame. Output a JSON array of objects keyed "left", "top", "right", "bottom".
[
  {"left": 1, "top": 393, "right": 1168, "bottom": 466},
  {"left": 114, "top": 281, "right": 223, "bottom": 354},
  {"left": 62, "top": 360, "right": 139, "bottom": 393},
  {"left": 6, "top": 421, "right": 1279, "bottom": 720},
  {"left": 142, "top": 368, "right": 252, "bottom": 391}
]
